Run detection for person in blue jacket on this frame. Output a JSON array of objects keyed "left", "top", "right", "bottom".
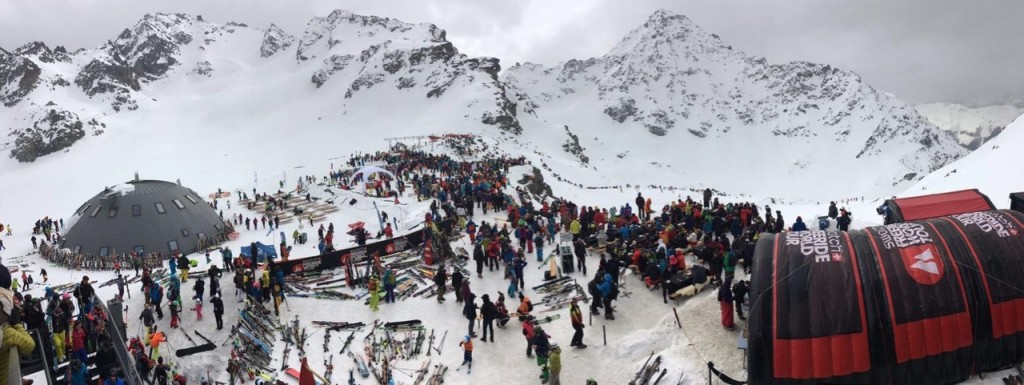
[
  {"left": 149, "top": 283, "right": 164, "bottom": 319},
  {"left": 791, "top": 216, "right": 808, "bottom": 232},
  {"left": 597, "top": 273, "right": 617, "bottom": 320}
]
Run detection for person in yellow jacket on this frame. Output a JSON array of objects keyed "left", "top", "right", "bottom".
[
  {"left": 1, "top": 285, "right": 36, "bottom": 383},
  {"left": 548, "top": 345, "right": 562, "bottom": 385},
  {"left": 569, "top": 219, "right": 582, "bottom": 240}
]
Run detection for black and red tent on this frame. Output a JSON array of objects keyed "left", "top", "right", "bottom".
[
  {"left": 1011, "top": 192, "right": 1024, "bottom": 213},
  {"left": 748, "top": 209, "right": 1024, "bottom": 385},
  {"left": 885, "top": 189, "right": 995, "bottom": 223}
]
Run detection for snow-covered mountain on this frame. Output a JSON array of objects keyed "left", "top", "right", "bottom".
[
  {"left": 504, "top": 10, "right": 965, "bottom": 200},
  {"left": 915, "top": 102, "right": 1023, "bottom": 150},
  {"left": 0, "top": 11, "right": 520, "bottom": 162},
  {"left": 904, "top": 111, "right": 1024, "bottom": 207},
  {"left": 0, "top": 9, "right": 966, "bottom": 209}
]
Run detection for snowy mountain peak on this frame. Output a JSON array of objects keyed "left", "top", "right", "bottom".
[
  {"left": 296, "top": 9, "right": 447, "bottom": 62},
  {"left": 503, "top": 9, "right": 965, "bottom": 199},
  {"left": 609, "top": 9, "right": 728, "bottom": 57},
  {"left": 13, "top": 41, "right": 70, "bottom": 63},
  {"left": 260, "top": 23, "right": 295, "bottom": 58}
]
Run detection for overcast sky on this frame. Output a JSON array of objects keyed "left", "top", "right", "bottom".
[{"left": 1, "top": 0, "right": 1021, "bottom": 105}]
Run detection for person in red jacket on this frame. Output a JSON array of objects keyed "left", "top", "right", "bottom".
[{"left": 71, "top": 322, "right": 87, "bottom": 363}]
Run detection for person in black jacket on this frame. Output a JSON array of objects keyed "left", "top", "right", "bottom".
[
  {"left": 473, "top": 244, "right": 485, "bottom": 278},
  {"left": 828, "top": 202, "right": 839, "bottom": 219},
  {"left": 480, "top": 294, "right": 497, "bottom": 342},
  {"left": 211, "top": 293, "right": 225, "bottom": 330},
  {"left": 463, "top": 297, "right": 478, "bottom": 338},
  {"left": 452, "top": 270, "right": 464, "bottom": 303},
  {"left": 837, "top": 209, "right": 852, "bottom": 232},
  {"left": 635, "top": 193, "right": 646, "bottom": 221},
  {"left": 74, "top": 276, "right": 95, "bottom": 313},
  {"left": 573, "top": 239, "right": 587, "bottom": 275},
  {"left": 434, "top": 268, "right": 448, "bottom": 303},
  {"left": 732, "top": 280, "right": 750, "bottom": 321}
]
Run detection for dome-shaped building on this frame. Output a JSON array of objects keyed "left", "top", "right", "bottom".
[{"left": 62, "top": 178, "right": 228, "bottom": 257}]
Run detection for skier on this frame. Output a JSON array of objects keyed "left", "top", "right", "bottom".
[
  {"left": 116, "top": 274, "right": 128, "bottom": 300},
  {"left": 569, "top": 298, "right": 586, "bottom": 348},
  {"left": 587, "top": 273, "right": 603, "bottom": 316},
  {"left": 211, "top": 293, "right": 225, "bottom": 330},
  {"left": 149, "top": 327, "right": 167, "bottom": 359},
  {"left": 597, "top": 273, "right": 617, "bottom": 320},
  {"left": 154, "top": 357, "right": 170, "bottom": 385},
  {"left": 194, "top": 279, "right": 205, "bottom": 302},
  {"left": 517, "top": 293, "right": 533, "bottom": 320},
  {"left": 41, "top": 268, "right": 48, "bottom": 283},
  {"left": 452, "top": 269, "right": 464, "bottom": 303},
  {"left": 828, "top": 201, "right": 839, "bottom": 219},
  {"left": 573, "top": 239, "right": 587, "bottom": 275},
  {"left": 434, "top": 267, "right": 448, "bottom": 303},
  {"left": 458, "top": 335, "right": 474, "bottom": 373},
  {"left": 71, "top": 322, "right": 87, "bottom": 363},
  {"left": 383, "top": 268, "right": 396, "bottom": 304},
  {"left": 139, "top": 303, "right": 156, "bottom": 332},
  {"left": 495, "top": 293, "right": 511, "bottom": 328},
  {"left": 534, "top": 231, "right": 545, "bottom": 262},
  {"left": 522, "top": 316, "right": 536, "bottom": 357},
  {"left": 149, "top": 282, "right": 164, "bottom": 319},
  {"left": 463, "top": 296, "right": 478, "bottom": 338},
  {"left": 168, "top": 299, "right": 180, "bottom": 329},
  {"left": 473, "top": 243, "right": 485, "bottom": 278},
  {"left": 532, "top": 326, "right": 553, "bottom": 383},
  {"left": 732, "top": 279, "right": 749, "bottom": 321},
  {"left": 480, "top": 294, "right": 497, "bottom": 342},
  {"left": 548, "top": 345, "right": 563, "bottom": 385},
  {"left": 703, "top": 188, "right": 712, "bottom": 208},
  {"left": 193, "top": 297, "right": 203, "bottom": 320}
]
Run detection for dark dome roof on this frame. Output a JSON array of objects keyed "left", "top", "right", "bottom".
[{"left": 62, "top": 180, "right": 227, "bottom": 257}]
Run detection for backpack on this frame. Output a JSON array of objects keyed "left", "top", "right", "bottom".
[
  {"left": 527, "top": 300, "right": 534, "bottom": 312},
  {"left": 609, "top": 283, "right": 620, "bottom": 300},
  {"left": 588, "top": 280, "right": 599, "bottom": 296}
]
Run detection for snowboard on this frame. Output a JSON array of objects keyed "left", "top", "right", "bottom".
[{"left": 530, "top": 314, "right": 562, "bottom": 325}]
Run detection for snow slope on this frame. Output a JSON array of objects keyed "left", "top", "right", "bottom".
[
  {"left": 503, "top": 10, "right": 965, "bottom": 201},
  {"left": 1, "top": 9, "right": 967, "bottom": 210},
  {"left": 915, "top": 102, "right": 1024, "bottom": 150},
  {"left": 904, "top": 112, "right": 1024, "bottom": 207}
]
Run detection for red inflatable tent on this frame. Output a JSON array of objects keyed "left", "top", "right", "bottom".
[
  {"left": 748, "top": 209, "right": 1024, "bottom": 385},
  {"left": 886, "top": 189, "right": 995, "bottom": 223}
]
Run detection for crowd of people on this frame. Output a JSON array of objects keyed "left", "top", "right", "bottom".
[{"left": 0, "top": 140, "right": 870, "bottom": 385}]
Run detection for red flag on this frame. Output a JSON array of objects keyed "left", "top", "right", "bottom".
[{"left": 299, "top": 357, "right": 316, "bottom": 385}]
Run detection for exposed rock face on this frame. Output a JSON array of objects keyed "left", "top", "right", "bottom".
[
  {"left": 260, "top": 24, "right": 295, "bottom": 58},
  {"left": 9, "top": 107, "right": 86, "bottom": 162},
  {"left": 0, "top": 48, "right": 42, "bottom": 107},
  {"left": 298, "top": 10, "right": 521, "bottom": 134}
]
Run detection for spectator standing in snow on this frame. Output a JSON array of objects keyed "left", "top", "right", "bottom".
[
  {"left": 569, "top": 298, "right": 586, "bottom": 348},
  {"left": 719, "top": 277, "right": 735, "bottom": 331}
]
